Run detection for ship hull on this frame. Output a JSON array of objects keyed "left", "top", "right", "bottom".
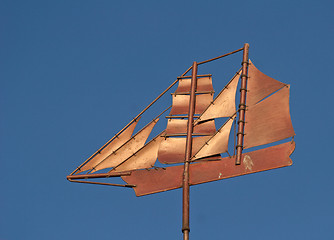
[{"left": 122, "top": 141, "right": 295, "bottom": 196}]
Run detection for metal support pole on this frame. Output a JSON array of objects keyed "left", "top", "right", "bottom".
[
  {"left": 182, "top": 61, "right": 197, "bottom": 240},
  {"left": 236, "top": 43, "right": 249, "bottom": 165}
]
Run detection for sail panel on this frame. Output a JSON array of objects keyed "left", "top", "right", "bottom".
[
  {"left": 77, "top": 119, "right": 139, "bottom": 173},
  {"left": 113, "top": 135, "right": 163, "bottom": 172},
  {"left": 247, "top": 60, "right": 286, "bottom": 106},
  {"left": 197, "top": 70, "right": 240, "bottom": 122},
  {"left": 166, "top": 119, "right": 216, "bottom": 135},
  {"left": 243, "top": 86, "right": 295, "bottom": 149},
  {"left": 158, "top": 136, "right": 211, "bottom": 164},
  {"left": 92, "top": 119, "right": 159, "bottom": 172},
  {"left": 169, "top": 94, "right": 214, "bottom": 116},
  {"left": 122, "top": 141, "right": 295, "bottom": 196},
  {"left": 192, "top": 117, "right": 234, "bottom": 160},
  {"left": 175, "top": 77, "right": 213, "bottom": 93}
]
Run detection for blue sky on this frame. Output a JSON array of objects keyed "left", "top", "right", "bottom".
[{"left": 1, "top": 0, "right": 334, "bottom": 239}]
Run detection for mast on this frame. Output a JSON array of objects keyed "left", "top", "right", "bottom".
[
  {"left": 236, "top": 43, "right": 249, "bottom": 164},
  {"left": 182, "top": 61, "right": 197, "bottom": 240}
]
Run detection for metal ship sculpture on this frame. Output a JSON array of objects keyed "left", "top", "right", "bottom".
[{"left": 67, "top": 44, "right": 295, "bottom": 240}]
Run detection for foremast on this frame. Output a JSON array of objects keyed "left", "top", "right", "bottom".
[{"left": 236, "top": 43, "right": 249, "bottom": 164}]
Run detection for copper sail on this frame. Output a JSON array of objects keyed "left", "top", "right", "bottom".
[
  {"left": 158, "top": 76, "right": 216, "bottom": 164},
  {"left": 90, "top": 119, "right": 159, "bottom": 172},
  {"left": 243, "top": 85, "right": 294, "bottom": 149},
  {"left": 243, "top": 62, "right": 295, "bottom": 149},
  {"left": 169, "top": 94, "right": 214, "bottom": 115},
  {"left": 246, "top": 60, "right": 286, "bottom": 105},
  {"left": 196, "top": 70, "right": 240, "bottom": 123},
  {"left": 175, "top": 76, "right": 213, "bottom": 93},
  {"left": 158, "top": 136, "right": 212, "bottom": 164},
  {"left": 192, "top": 116, "right": 235, "bottom": 161},
  {"left": 165, "top": 119, "right": 215, "bottom": 136},
  {"left": 76, "top": 118, "right": 140, "bottom": 173},
  {"left": 112, "top": 133, "right": 164, "bottom": 172}
]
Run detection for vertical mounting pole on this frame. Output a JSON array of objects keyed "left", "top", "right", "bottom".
[
  {"left": 236, "top": 43, "right": 249, "bottom": 165},
  {"left": 182, "top": 61, "right": 197, "bottom": 240}
]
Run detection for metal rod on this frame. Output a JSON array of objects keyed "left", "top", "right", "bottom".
[
  {"left": 163, "top": 133, "right": 211, "bottom": 137},
  {"left": 182, "top": 66, "right": 193, "bottom": 76},
  {"left": 172, "top": 90, "right": 214, "bottom": 95},
  {"left": 182, "top": 61, "right": 198, "bottom": 240},
  {"left": 165, "top": 115, "right": 199, "bottom": 119},
  {"left": 68, "top": 179, "right": 135, "bottom": 188},
  {"left": 236, "top": 43, "right": 249, "bottom": 165},
  {"left": 198, "top": 47, "right": 243, "bottom": 65},
  {"left": 177, "top": 74, "right": 212, "bottom": 79},
  {"left": 67, "top": 171, "right": 131, "bottom": 180}
]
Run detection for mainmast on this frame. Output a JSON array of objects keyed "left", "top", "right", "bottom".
[{"left": 182, "top": 61, "right": 197, "bottom": 240}]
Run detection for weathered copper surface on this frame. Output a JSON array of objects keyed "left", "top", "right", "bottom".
[
  {"left": 170, "top": 94, "right": 214, "bottom": 115},
  {"left": 247, "top": 60, "right": 286, "bottom": 106},
  {"left": 190, "top": 141, "right": 294, "bottom": 185},
  {"left": 175, "top": 76, "right": 213, "bottom": 93},
  {"left": 93, "top": 119, "right": 159, "bottom": 172},
  {"left": 78, "top": 119, "right": 139, "bottom": 173},
  {"left": 197, "top": 70, "right": 240, "bottom": 122},
  {"left": 166, "top": 119, "right": 215, "bottom": 135},
  {"left": 244, "top": 86, "right": 295, "bottom": 149},
  {"left": 122, "top": 141, "right": 295, "bottom": 196},
  {"left": 114, "top": 134, "right": 163, "bottom": 172},
  {"left": 192, "top": 117, "right": 234, "bottom": 160},
  {"left": 158, "top": 136, "right": 211, "bottom": 164},
  {"left": 122, "top": 166, "right": 184, "bottom": 196}
]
